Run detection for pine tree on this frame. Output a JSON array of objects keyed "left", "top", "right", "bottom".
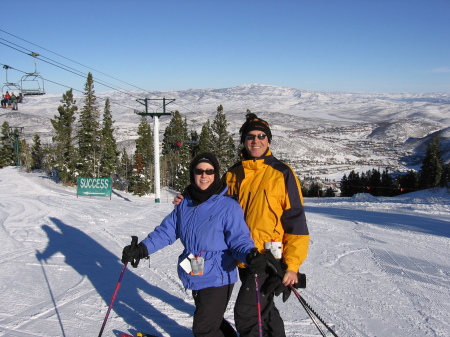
[
  {"left": 198, "top": 120, "right": 215, "bottom": 154},
  {"left": 31, "top": 133, "right": 43, "bottom": 170},
  {"left": 174, "top": 143, "right": 191, "bottom": 191},
  {"left": 135, "top": 116, "right": 154, "bottom": 166},
  {"left": 18, "top": 139, "right": 32, "bottom": 171},
  {"left": 162, "top": 111, "right": 190, "bottom": 189},
  {"left": 381, "top": 168, "right": 394, "bottom": 196},
  {"left": 442, "top": 163, "right": 450, "bottom": 187},
  {"left": 397, "top": 170, "right": 419, "bottom": 193},
  {"left": 340, "top": 174, "right": 349, "bottom": 196},
  {"left": 367, "top": 168, "right": 381, "bottom": 196},
  {"left": 419, "top": 135, "right": 444, "bottom": 189},
  {"left": 0, "top": 121, "right": 14, "bottom": 167},
  {"left": 117, "top": 148, "right": 132, "bottom": 190},
  {"left": 50, "top": 89, "right": 78, "bottom": 183},
  {"left": 325, "top": 186, "right": 336, "bottom": 197},
  {"left": 130, "top": 116, "right": 154, "bottom": 194},
  {"left": 187, "top": 130, "right": 200, "bottom": 157},
  {"left": 77, "top": 72, "right": 100, "bottom": 177},
  {"left": 307, "top": 183, "right": 322, "bottom": 197},
  {"left": 210, "top": 105, "right": 236, "bottom": 174},
  {"left": 99, "top": 99, "right": 119, "bottom": 178},
  {"left": 128, "top": 153, "right": 151, "bottom": 196},
  {"left": 162, "top": 111, "right": 188, "bottom": 154},
  {"left": 340, "top": 170, "right": 363, "bottom": 197}
]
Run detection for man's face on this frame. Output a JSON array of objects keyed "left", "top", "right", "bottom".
[{"left": 244, "top": 131, "right": 270, "bottom": 158}]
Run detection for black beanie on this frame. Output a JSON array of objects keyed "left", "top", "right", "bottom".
[
  {"left": 239, "top": 113, "right": 272, "bottom": 144},
  {"left": 189, "top": 152, "right": 221, "bottom": 185}
]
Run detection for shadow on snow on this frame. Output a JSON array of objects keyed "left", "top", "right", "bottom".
[
  {"left": 36, "top": 217, "right": 194, "bottom": 337},
  {"left": 306, "top": 206, "right": 450, "bottom": 238}
]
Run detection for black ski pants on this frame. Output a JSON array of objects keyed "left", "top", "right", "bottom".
[
  {"left": 234, "top": 268, "right": 286, "bottom": 337},
  {"left": 192, "top": 284, "right": 237, "bottom": 337}
]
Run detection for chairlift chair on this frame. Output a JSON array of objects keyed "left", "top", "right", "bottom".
[
  {"left": 20, "top": 73, "right": 45, "bottom": 95},
  {"left": 20, "top": 52, "right": 45, "bottom": 96},
  {"left": 2, "top": 65, "right": 22, "bottom": 94}
]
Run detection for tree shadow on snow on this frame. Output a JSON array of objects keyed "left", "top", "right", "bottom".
[
  {"left": 36, "top": 217, "right": 194, "bottom": 337},
  {"left": 306, "top": 206, "right": 450, "bottom": 238}
]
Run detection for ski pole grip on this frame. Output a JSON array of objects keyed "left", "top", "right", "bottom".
[
  {"left": 294, "top": 273, "right": 306, "bottom": 289},
  {"left": 131, "top": 236, "right": 138, "bottom": 249}
]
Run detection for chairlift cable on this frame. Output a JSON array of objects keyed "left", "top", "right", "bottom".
[
  {"left": 1, "top": 31, "right": 200, "bottom": 115},
  {"left": 0, "top": 38, "right": 144, "bottom": 100},
  {"left": 1, "top": 32, "right": 175, "bottom": 111},
  {"left": 0, "top": 28, "right": 155, "bottom": 94},
  {"left": 33, "top": 55, "right": 144, "bottom": 99},
  {"left": 0, "top": 62, "right": 138, "bottom": 111},
  {"left": 0, "top": 40, "right": 31, "bottom": 58}
]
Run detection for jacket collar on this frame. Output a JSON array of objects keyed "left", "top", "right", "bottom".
[
  {"left": 240, "top": 148, "right": 273, "bottom": 164},
  {"left": 184, "top": 183, "right": 228, "bottom": 206}
]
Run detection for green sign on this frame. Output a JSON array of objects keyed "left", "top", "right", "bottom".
[{"left": 77, "top": 177, "right": 113, "bottom": 198}]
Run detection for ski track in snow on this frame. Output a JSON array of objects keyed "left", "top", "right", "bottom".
[{"left": 0, "top": 167, "right": 449, "bottom": 337}]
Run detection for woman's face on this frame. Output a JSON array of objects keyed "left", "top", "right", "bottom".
[{"left": 193, "top": 162, "right": 215, "bottom": 190}]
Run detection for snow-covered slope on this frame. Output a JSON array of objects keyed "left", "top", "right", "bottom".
[{"left": 0, "top": 166, "right": 449, "bottom": 336}]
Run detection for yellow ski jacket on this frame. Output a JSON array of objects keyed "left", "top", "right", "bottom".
[{"left": 224, "top": 149, "right": 309, "bottom": 272}]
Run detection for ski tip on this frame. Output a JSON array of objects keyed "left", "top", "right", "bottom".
[{"left": 120, "top": 332, "right": 157, "bottom": 337}]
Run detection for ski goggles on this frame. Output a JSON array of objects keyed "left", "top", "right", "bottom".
[{"left": 193, "top": 169, "right": 215, "bottom": 175}]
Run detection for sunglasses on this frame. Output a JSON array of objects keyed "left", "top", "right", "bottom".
[
  {"left": 193, "top": 169, "right": 215, "bottom": 175},
  {"left": 245, "top": 134, "right": 267, "bottom": 141}
]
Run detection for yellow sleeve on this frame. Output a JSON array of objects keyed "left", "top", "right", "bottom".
[{"left": 283, "top": 233, "right": 310, "bottom": 272}]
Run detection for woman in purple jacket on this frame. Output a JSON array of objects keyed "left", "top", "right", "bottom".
[{"left": 122, "top": 153, "right": 263, "bottom": 337}]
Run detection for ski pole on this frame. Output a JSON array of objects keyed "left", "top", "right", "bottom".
[
  {"left": 254, "top": 274, "right": 263, "bottom": 337},
  {"left": 98, "top": 236, "right": 138, "bottom": 337},
  {"left": 289, "top": 285, "right": 339, "bottom": 337},
  {"left": 290, "top": 286, "right": 326, "bottom": 336},
  {"left": 98, "top": 262, "right": 128, "bottom": 337}
]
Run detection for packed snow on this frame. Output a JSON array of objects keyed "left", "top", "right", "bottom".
[{"left": 0, "top": 166, "right": 449, "bottom": 337}]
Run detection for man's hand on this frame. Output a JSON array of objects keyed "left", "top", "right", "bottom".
[
  {"left": 282, "top": 270, "right": 298, "bottom": 286},
  {"left": 172, "top": 193, "right": 184, "bottom": 205}
]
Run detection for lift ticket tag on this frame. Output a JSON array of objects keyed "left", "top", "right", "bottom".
[
  {"left": 180, "top": 254, "right": 204, "bottom": 275},
  {"left": 264, "top": 241, "right": 282, "bottom": 259}
]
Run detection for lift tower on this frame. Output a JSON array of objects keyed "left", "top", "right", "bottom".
[{"left": 135, "top": 98, "right": 175, "bottom": 203}]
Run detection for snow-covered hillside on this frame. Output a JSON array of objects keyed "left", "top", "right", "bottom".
[
  {"left": 0, "top": 166, "right": 449, "bottom": 337},
  {"left": 1, "top": 84, "right": 450, "bottom": 178}
]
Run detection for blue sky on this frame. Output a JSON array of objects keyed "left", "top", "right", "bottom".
[{"left": 1, "top": 0, "right": 449, "bottom": 95}]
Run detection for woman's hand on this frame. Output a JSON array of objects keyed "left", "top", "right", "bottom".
[{"left": 172, "top": 193, "right": 184, "bottom": 205}]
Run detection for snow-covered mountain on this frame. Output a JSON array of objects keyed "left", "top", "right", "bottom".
[{"left": 1, "top": 84, "right": 449, "bottom": 179}]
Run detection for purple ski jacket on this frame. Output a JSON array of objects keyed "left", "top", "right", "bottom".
[{"left": 141, "top": 185, "right": 255, "bottom": 290}]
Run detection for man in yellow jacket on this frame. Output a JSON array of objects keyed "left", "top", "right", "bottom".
[{"left": 227, "top": 113, "right": 309, "bottom": 337}]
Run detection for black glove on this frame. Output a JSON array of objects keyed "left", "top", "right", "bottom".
[
  {"left": 265, "top": 250, "right": 286, "bottom": 277},
  {"left": 246, "top": 248, "right": 267, "bottom": 274},
  {"left": 262, "top": 251, "right": 292, "bottom": 302},
  {"left": 261, "top": 275, "right": 291, "bottom": 302},
  {"left": 121, "top": 236, "right": 148, "bottom": 268}
]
